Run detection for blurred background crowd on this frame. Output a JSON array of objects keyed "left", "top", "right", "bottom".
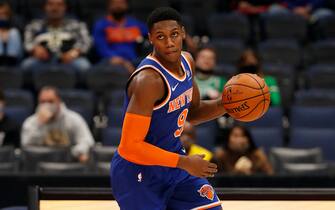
[{"left": 0, "top": 0, "right": 335, "bottom": 179}]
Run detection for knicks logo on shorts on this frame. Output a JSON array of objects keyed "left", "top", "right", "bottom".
[{"left": 197, "top": 184, "right": 214, "bottom": 201}]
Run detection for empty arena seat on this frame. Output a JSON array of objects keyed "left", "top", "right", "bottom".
[
  {"left": 4, "top": 90, "right": 34, "bottom": 112},
  {"left": 290, "top": 106, "right": 335, "bottom": 129},
  {"left": 314, "top": 14, "right": 335, "bottom": 40},
  {"left": 105, "top": 89, "right": 125, "bottom": 108},
  {"left": 107, "top": 107, "right": 124, "bottom": 128},
  {"left": 0, "top": 146, "right": 15, "bottom": 162},
  {"left": 38, "top": 162, "right": 87, "bottom": 174},
  {"left": 269, "top": 147, "right": 323, "bottom": 174},
  {"left": 261, "top": 13, "right": 307, "bottom": 42},
  {"left": 305, "top": 64, "right": 335, "bottom": 89},
  {"left": 282, "top": 163, "right": 329, "bottom": 175},
  {"left": 262, "top": 63, "right": 295, "bottom": 76},
  {"left": 0, "top": 68, "right": 23, "bottom": 89},
  {"left": 258, "top": 40, "right": 301, "bottom": 67},
  {"left": 101, "top": 127, "right": 122, "bottom": 146},
  {"left": 4, "top": 107, "right": 31, "bottom": 126},
  {"left": 246, "top": 107, "right": 283, "bottom": 128},
  {"left": 208, "top": 12, "right": 249, "bottom": 42},
  {"left": 295, "top": 89, "right": 335, "bottom": 106},
  {"left": 86, "top": 65, "right": 129, "bottom": 93},
  {"left": 195, "top": 121, "right": 217, "bottom": 150},
  {"left": 59, "top": 89, "right": 95, "bottom": 123},
  {"left": 211, "top": 40, "right": 244, "bottom": 65},
  {"left": 250, "top": 128, "right": 283, "bottom": 154},
  {"left": 20, "top": 146, "right": 71, "bottom": 172},
  {"left": 32, "top": 66, "right": 77, "bottom": 90},
  {"left": 290, "top": 128, "right": 335, "bottom": 161},
  {"left": 91, "top": 145, "right": 117, "bottom": 162},
  {"left": 309, "top": 40, "right": 335, "bottom": 64}
]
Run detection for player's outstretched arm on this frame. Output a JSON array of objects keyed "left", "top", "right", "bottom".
[
  {"left": 118, "top": 68, "right": 217, "bottom": 177},
  {"left": 182, "top": 52, "right": 227, "bottom": 125}
]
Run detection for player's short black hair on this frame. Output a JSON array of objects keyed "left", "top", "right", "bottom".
[{"left": 147, "top": 7, "right": 182, "bottom": 31}]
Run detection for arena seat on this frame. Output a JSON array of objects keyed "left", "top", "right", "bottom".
[
  {"left": 32, "top": 66, "right": 77, "bottom": 90},
  {"left": 258, "top": 40, "right": 301, "bottom": 67},
  {"left": 309, "top": 40, "right": 335, "bottom": 64},
  {"left": 107, "top": 107, "right": 124, "bottom": 128},
  {"left": 290, "top": 128, "right": 335, "bottom": 161},
  {"left": 101, "top": 127, "right": 122, "bottom": 146},
  {"left": 211, "top": 39, "right": 244, "bottom": 65},
  {"left": 4, "top": 89, "right": 34, "bottom": 112},
  {"left": 269, "top": 147, "right": 323, "bottom": 174},
  {"left": 246, "top": 107, "right": 283, "bottom": 128},
  {"left": 208, "top": 12, "right": 249, "bottom": 42},
  {"left": 20, "top": 146, "right": 71, "bottom": 172},
  {"left": 290, "top": 106, "right": 335, "bottom": 129},
  {"left": 0, "top": 68, "right": 23, "bottom": 89},
  {"left": 250, "top": 128, "right": 283, "bottom": 154},
  {"left": 295, "top": 89, "right": 335, "bottom": 106},
  {"left": 261, "top": 13, "right": 307, "bottom": 42},
  {"left": 283, "top": 163, "right": 329, "bottom": 175}
]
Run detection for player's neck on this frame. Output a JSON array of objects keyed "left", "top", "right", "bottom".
[{"left": 152, "top": 52, "right": 182, "bottom": 75}]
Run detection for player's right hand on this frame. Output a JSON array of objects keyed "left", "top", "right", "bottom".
[{"left": 177, "top": 154, "right": 218, "bottom": 178}]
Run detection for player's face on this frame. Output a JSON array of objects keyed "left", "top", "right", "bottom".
[{"left": 149, "top": 20, "right": 185, "bottom": 63}]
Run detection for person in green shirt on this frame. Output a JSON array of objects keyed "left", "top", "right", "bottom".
[
  {"left": 237, "top": 49, "right": 281, "bottom": 106},
  {"left": 195, "top": 46, "right": 227, "bottom": 100}
]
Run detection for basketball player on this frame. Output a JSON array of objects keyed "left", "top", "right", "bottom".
[{"left": 111, "top": 7, "right": 226, "bottom": 210}]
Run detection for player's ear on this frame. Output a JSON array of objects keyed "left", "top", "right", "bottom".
[
  {"left": 181, "top": 26, "right": 186, "bottom": 40},
  {"left": 148, "top": 32, "right": 153, "bottom": 44}
]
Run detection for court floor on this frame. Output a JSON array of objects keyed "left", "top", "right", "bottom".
[{"left": 40, "top": 200, "right": 335, "bottom": 210}]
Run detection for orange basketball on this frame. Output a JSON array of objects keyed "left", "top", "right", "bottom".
[{"left": 222, "top": 73, "right": 271, "bottom": 122}]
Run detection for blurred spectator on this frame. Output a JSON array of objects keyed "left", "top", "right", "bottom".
[
  {"left": 180, "top": 121, "right": 213, "bottom": 161},
  {"left": 214, "top": 125, "right": 273, "bottom": 175},
  {"left": 233, "top": 0, "right": 279, "bottom": 15},
  {"left": 195, "top": 46, "right": 227, "bottom": 100},
  {"left": 0, "top": 89, "right": 19, "bottom": 147},
  {"left": 21, "top": 0, "right": 91, "bottom": 72},
  {"left": 93, "top": 0, "right": 148, "bottom": 73},
  {"left": 277, "top": 0, "right": 334, "bottom": 22},
  {"left": 0, "top": 2, "right": 22, "bottom": 66},
  {"left": 21, "top": 86, "right": 94, "bottom": 163},
  {"left": 237, "top": 48, "right": 281, "bottom": 106}
]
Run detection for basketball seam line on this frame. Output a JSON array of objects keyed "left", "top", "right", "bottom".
[
  {"left": 224, "top": 83, "right": 265, "bottom": 90},
  {"left": 245, "top": 74, "right": 266, "bottom": 116},
  {"left": 223, "top": 91, "right": 270, "bottom": 105}
]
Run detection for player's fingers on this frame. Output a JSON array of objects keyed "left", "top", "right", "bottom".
[
  {"left": 207, "top": 167, "right": 218, "bottom": 174},
  {"left": 208, "top": 162, "right": 217, "bottom": 168}
]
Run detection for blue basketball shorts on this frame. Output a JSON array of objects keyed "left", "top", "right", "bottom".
[{"left": 111, "top": 153, "right": 222, "bottom": 210}]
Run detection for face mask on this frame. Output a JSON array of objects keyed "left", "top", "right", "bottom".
[
  {"left": 196, "top": 67, "right": 213, "bottom": 75},
  {"left": 239, "top": 65, "right": 258, "bottom": 74},
  {"left": 111, "top": 10, "right": 127, "bottom": 21},
  {"left": 38, "top": 102, "right": 58, "bottom": 116},
  {"left": 0, "top": 19, "right": 10, "bottom": 29}
]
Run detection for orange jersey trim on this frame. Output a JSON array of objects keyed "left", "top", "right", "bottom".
[{"left": 118, "top": 113, "right": 180, "bottom": 167}]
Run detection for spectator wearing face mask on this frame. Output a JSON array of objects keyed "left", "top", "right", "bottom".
[
  {"left": 214, "top": 125, "right": 273, "bottom": 175},
  {"left": 21, "top": 86, "right": 94, "bottom": 163},
  {"left": 93, "top": 0, "right": 148, "bottom": 73},
  {"left": 237, "top": 48, "right": 281, "bottom": 106},
  {"left": 194, "top": 46, "right": 227, "bottom": 100},
  {"left": 0, "top": 2, "right": 22, "bottom": 66}
]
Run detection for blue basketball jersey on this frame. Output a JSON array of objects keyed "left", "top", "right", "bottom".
[{"left": 122, "top": 53, "right": 193, "bottom": 155}]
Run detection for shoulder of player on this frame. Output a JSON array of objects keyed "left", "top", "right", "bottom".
[
  {"left": 129, "top": 68, "right": 165, "bottom": 98},
  {"left": 182, "top": 51, "right": 195, "bottom": 71}
]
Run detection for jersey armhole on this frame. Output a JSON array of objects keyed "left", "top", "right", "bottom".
[{"left": 126, "top": 66, "right": 171, "bottom": 110}]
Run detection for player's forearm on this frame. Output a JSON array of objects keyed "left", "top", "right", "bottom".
[{"left": 188, "top": 98, "right": 227, "bottom": 125}]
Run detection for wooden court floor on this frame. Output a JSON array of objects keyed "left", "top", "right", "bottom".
[{"left": 40, "top": 200, "right": 335, "bottom": 210}]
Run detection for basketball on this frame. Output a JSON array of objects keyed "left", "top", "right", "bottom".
[{"left": 222, "top": 73, "right": 270, "bottom": 122}]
